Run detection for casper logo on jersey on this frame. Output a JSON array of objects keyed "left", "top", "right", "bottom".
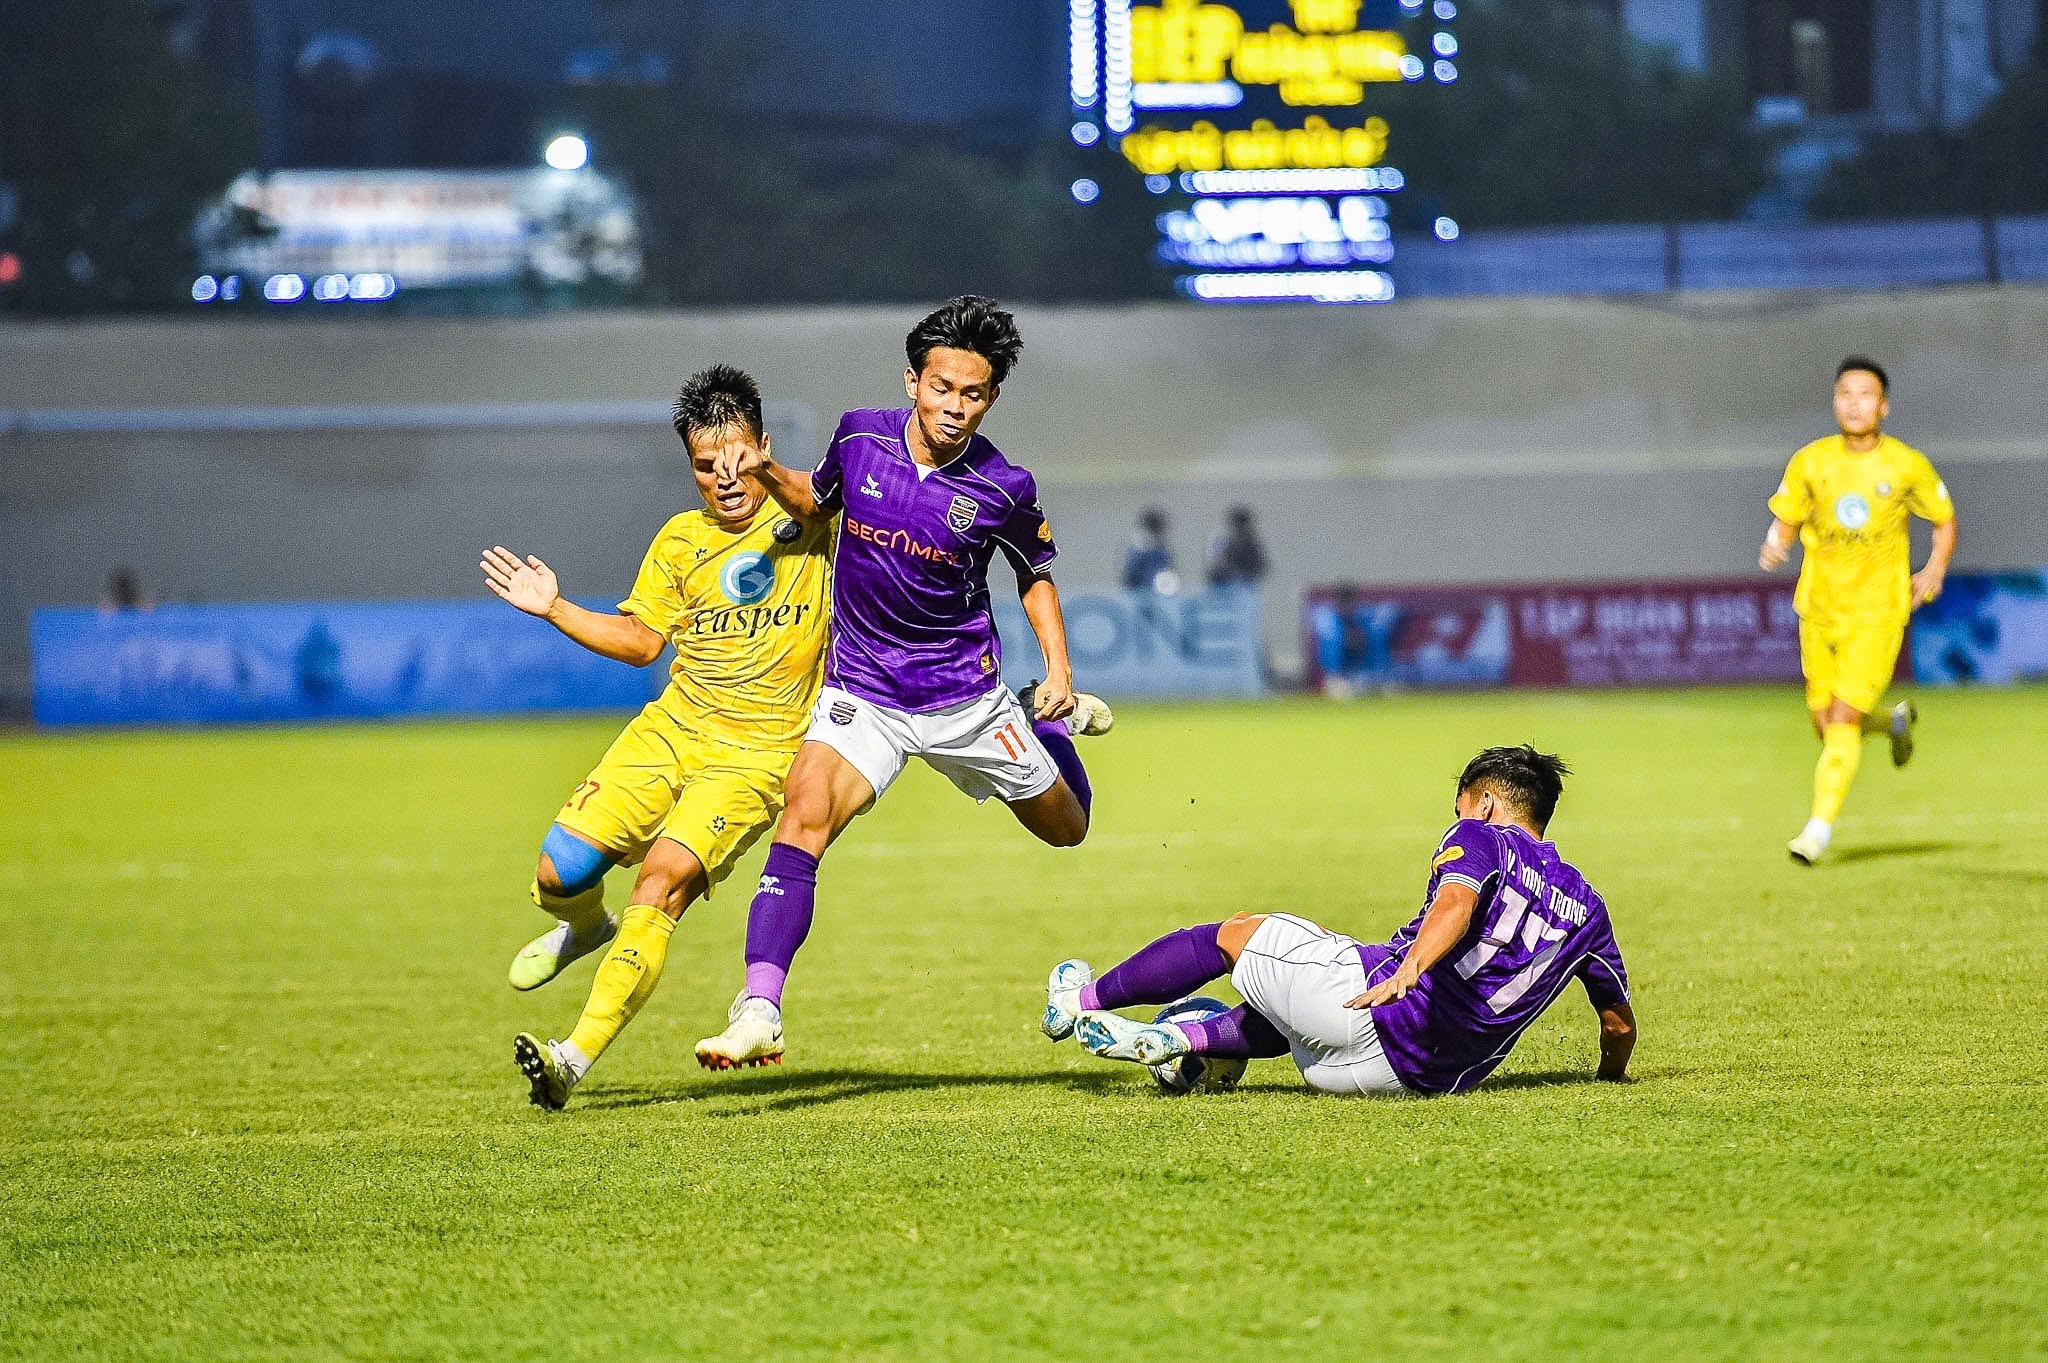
[
  {"left": 947, "top": 495, "right": 980, "bottom": 534},
  {"left": 1834, "top": 492, "right": 1872, "bottom": 531}
]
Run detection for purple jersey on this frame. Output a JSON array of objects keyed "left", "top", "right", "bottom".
[
  {"left": 1361, "top": 820, "right": 1630, "bottom": 1095},
  {"left": 810, "top": 408, "right": 1057, "bottom": 712}
]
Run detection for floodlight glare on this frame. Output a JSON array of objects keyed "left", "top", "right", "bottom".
[{"left": 544, "top": 135, "right": 590, "bottom": 171}]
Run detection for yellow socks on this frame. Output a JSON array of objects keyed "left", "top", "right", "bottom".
[
  {"left": 1811, "top": 722, "right": 1864, "bottom": 825},
  {"left": 565, "top": 904, "right": 677, "bottom": 1071},
  {"left": 531, "top": 879, "right": 608, "bottom": 937}
]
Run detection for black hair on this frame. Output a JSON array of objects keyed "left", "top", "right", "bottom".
[
  {"left": 1457, "top": 745, "right": 1572, "bottom": 830},
  {"left": 1836, "top": 355, "right": 1889, "bottom": 394},
  {"left": 906, "top": 295, "right": 1023, "bottom": 387},
  {"left": 671, "top": 364, "right": 764, "bottom": 445}
]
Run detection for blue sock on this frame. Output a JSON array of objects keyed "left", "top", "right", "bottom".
[{"left": 1033, "top": 720, "right": 1092, "bottom": 820}]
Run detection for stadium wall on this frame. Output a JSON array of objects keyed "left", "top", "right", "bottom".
[{"left": 5, "top": 286, "right": 2046, "bottom": 699}]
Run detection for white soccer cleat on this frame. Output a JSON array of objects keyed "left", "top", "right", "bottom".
[
  {"left": 694, "top": 993, "right": 785, "bottom": 1070},
  {"left": 1076, "top": 1009, "right": 1190, "bottom": 1066},
  {"left": 508, "top": 913, "right": 617, "bottom": 992},
  {"left": 1787, "top": 818, "right": 1832, "bottom": 867},
  {"left": 514, "top": 1032, "right": 576, "bottom": 1111},
  {"left": 1018, "top": 682, "right": 1114, "bottom": 738},
  {"left": 1888, "top": 700, "right": 1918, "bottom": 768},
  {"left": 1068, "top": 691, "right": 1114, "bottom": 738},
  {"left": 1043, "top": 958, "right": 1093, "bottom": 1041}
]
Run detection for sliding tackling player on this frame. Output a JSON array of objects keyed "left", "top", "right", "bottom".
[
  {"left": 1046, "top": 746, "right": 1635, "bottom": 1097},
  {"left": 481, "top": 365, "right": 831, "bottom": 1109},
  {"left": 1760, "top": 356, "right": 1956, "bottom": 865}
]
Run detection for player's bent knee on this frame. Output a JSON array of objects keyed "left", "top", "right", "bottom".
[
  {"left": 539, "top": 823, "right": 616, "bottom": 897},
  {"left": 632, "top": 840, "right": 707, "bottom": 918},
  {"left": 1216, "top": 913, "right": 1267, "bottom": 962}
]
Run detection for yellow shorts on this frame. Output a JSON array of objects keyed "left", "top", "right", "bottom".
[
  {"left": 1799, "top": 615, "right": 1905, "bottom": 715},
  {"left": 553, "top": 701, "right": 793, "bottom": 892}
]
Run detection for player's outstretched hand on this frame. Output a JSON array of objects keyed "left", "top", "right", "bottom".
[
  {"left": 712, "top": 441, "right": 768, "bottom": 487},
  {"left": 1030, "top": 674, "right": 1076, "bottom": 722},
  {"left": 1346, "top": 962, "right": 1420, "bottom": 1010},
  {"left": 1910, "top": 564, "right": 1946, "bottom": 610},
  {"left": 482, "top": 546, "right": 560, "bottom": 618}
]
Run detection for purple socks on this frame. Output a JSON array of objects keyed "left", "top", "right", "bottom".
[
  {"left": 742, "top": 842, "right": 819, "bottom": 1007},
  {"left": 1078, "top": 923, "right": 1229, "bottom": 1012},
  {"left": 1179, "top": 1004, "right": 1290, "bottom": 1059},
  {"left": 1033, "top": 720, "right": 1092, "bottom": 820}
]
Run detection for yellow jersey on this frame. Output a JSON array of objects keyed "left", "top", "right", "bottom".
[
  {"left": 618, "top": 504, "right": 832, "bottom": 751},
  {"left": 1767, "top": 433, "right": 1952, "bottom": 625}
]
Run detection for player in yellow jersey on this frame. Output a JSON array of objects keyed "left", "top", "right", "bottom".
[
  {"left": 1759, "top": 356, "right": 1957, "bottom": 866},
  {"left": 479, "top": 365, "right": 832, "bottom": 1108}
]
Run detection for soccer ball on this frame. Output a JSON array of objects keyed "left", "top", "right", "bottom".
[{"left": 1148, "top": 996, "right": 1248, "bottom": 1095}]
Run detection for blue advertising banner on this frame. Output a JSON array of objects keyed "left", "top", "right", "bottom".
[
  {"left": 31, "top": 600, "right": 663, "bottom": 727},
  {"left": 1910, "top": 567, "right": 2048, "bottom": 685},
  {"left": 993, "top": 588, "right": 1265, "bottom": 699}
]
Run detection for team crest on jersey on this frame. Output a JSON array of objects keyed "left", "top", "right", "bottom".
[
  {"left": 829, "top": 699, "right": 856, "bottom": 726},
  {"left": 1875, "top": 482, "right": 1892, "bottom": 496},
  {"left": 773, "top": 517, "right": 802, "bottom": 543},
  {"left": 1834, "top": 492, "right": 1872, "bottom": 530},
  {"left": 947, "top": 495, "right": 980, "bottom": 534}
]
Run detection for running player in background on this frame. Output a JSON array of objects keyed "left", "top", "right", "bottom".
[
  {"left": 695, "top": 295, "right": 1111, "bottom": 1069},
  {"left": 481, "top": 365, "right": 832, "bottom": 1109},
  {"left": 1046, "top": 746, "right": 1635, "bottom": 1097},
  {"left": 1760, "top": 357, "right": 1957, "bottom": 866}
]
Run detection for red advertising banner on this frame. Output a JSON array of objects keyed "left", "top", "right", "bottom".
[{"left": 1303, "top": 578, "right": 1909, "bottom": 691}]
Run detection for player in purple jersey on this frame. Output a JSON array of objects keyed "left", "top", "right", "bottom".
[
  {"left": 1045, "top": 746, "right": 1636, "bottom": 1096},
  {"left": 694, "top": 295, "right": 1113, "bottom": 1068}
]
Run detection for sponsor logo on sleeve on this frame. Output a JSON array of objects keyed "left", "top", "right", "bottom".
[
  {"left": 947, "top": 495, "right": 980, "bottom": 534},
  {"left": 1037, "top": 520, "right": 1053, "bottom": 542},
  {"left": 1432, "top": 845, "right": 1464, "bottom": 869}
]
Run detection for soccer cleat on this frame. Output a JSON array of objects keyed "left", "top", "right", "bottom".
[
  {"left": 507, "top": 913, "right": 618, "bottom": 992},
  {"left": 514, "top": 1032, "right": 575, "bottom": 1111},
  {"left": 1787, "top": 824, "right": 1831, "bottom": 866},
  {"left": 1888, "top": 700, "right": 1918, "bottom": 768},
  {"left": 1076, "top": 1009, "right": 1190, "bottom": 1066},
  {"left": 1043, "top": 958, "right": 1093, "bottom": 1041},
  {"left": 1017, "top": 682, "right": 1115, "bottom": 738},
  {"left": 694, "top": 993, "right": 785, "bottom": 1070}
]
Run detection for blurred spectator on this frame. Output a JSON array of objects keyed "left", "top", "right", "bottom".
[
  {"left": 1122, "top": 507, "right": 1180, "bottom": 595},
  {"left": 1206, "top": 505, "right": 1269, "bottom": 589},
  {"left": 101, "top": 567, "right": 151, "bottom": 612}
]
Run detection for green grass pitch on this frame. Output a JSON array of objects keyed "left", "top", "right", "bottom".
[{"left": 4, "top": 687, "right": 2046, "bottom": 1361}]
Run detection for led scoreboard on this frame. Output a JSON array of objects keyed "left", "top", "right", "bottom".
[{"left": 1066, "top": 0, "right": 1460, "bottom": 303}]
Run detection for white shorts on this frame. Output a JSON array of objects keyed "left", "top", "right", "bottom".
[
  {"left": 1231, "top": 914, "right": 1408, "bottom": 1096},
  {"left": 802, "top": 683, "right": 1060, "bottom": 805}
]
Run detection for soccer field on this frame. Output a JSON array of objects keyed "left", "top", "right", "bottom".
[{"left": 5, "top": 687, "right": 2045, "bottom": 1361}]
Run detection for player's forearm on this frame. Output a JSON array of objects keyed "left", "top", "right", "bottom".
[
  {"left": 546, "top": 600, "right": 663, "bottom": 665},
  {"left": 1596, "top": 1004, "right": 1636, "bottom": 1081},
  {"left": 1019, "top": 576, "right": 1073, "bottom": 684},
  {"left": 758, "top": 458, "right": 822, "bottom": 522},
  {"left": 1925, "top": 518, "right": 1958, "bottom": 573},
  {"left": 1398, "top": 886, "right": 1480, "bottom": 978}
]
